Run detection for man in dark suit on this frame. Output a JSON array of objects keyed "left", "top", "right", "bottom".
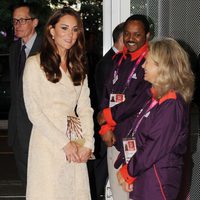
[
  {"left": 95, "top": 22, "right": 124, "bottom": 102},
  {"left": 92, "top": 23, "right": 124, "bottom": 199},
  {"left": 8, "top": 2, "right": 42, "bottom": 186}
]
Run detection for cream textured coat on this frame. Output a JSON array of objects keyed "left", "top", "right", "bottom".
[{"left": 23, "top": 54, "right": 94, "bottom": 200}]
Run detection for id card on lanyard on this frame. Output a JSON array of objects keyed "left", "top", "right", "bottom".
[
  {"left": 123, "top": 137, "right": 137, "bottom": 164},
  {"left": 109, "top": 93, "right": 125, "bottom": 108},
  {"left": 123, "top": 99, "right": 158, "bottom": 163}
]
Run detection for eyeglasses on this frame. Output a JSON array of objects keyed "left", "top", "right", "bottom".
[{"left": 12, "top": 18, "right": 35, "bottom": 25}]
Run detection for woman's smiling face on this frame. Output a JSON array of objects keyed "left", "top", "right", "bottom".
[{"left": 50, "top": 14, "right": 79, "bottom": 54}]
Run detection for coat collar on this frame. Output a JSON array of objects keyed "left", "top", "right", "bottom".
[{"left": 150, "top": 87, "right": 177, "bottom": 104}]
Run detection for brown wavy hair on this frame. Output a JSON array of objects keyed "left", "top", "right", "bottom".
[
  {"left": 40, "top": 7, "right": 86, "bottom": 85},
  {"left": 148, "top": 38, "right": 194, "bottom": 103}
]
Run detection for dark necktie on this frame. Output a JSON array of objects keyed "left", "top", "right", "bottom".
[{"left": 18, "top": 44, "right": 26, "bottom": 77}]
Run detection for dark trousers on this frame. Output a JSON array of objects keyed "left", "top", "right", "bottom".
[
  {"left": 87, "top": 143, "right": 108, "bottom": 200},
  {"left": 12, "top": 137, "right": 28, "bottom": 189}
]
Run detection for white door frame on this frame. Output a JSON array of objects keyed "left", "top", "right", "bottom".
[{"left": 103, "top": 0, "right": 130, "bottom": 55}]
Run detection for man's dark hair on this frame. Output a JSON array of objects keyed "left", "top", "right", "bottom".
[
  {"left": 124, "top": 14, "right": 150, "bottom": 34},
  {"left": 12, "top": 2, "right": 39, "bottom": 19},
  {"left": 112, "top": 22, "right": 124, "bottom": 43}
]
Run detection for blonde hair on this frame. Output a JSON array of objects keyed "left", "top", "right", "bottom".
[{"left": 148, "top": 38, "right": 194, "bottom": 103}]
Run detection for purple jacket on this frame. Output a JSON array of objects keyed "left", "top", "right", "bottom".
[
  {"left": 100, "top": 47, "right": 151, "bottom": 151},
  {"left": 127, "top": 92, "right": 189, "bottom": 200}
]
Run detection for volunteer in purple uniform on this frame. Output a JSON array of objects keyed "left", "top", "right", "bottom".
[
  {"left": 117, "top": 38, "right": 194, "bottom": 200},
  {"left": 97, "top": 15, "right": 151, "bottom": 199}
]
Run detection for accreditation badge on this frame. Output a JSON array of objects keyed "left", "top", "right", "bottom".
[
  {"left": 109, "top": 93, "right": 125, "bottom": 108},
  {"left": 123, "top": 138, "right": 137, "bottom": 164}
]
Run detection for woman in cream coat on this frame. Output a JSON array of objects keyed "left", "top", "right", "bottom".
[{"left": 23, "top": 7, "right": 94, "bottom": 199}]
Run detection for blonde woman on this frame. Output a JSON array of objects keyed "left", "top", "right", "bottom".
[{"left": 117, "top": 38, "right": 194, "bottom": 200}]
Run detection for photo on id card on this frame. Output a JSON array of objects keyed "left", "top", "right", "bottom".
[{"left": 123, "top": 138, "right": 137, "bottom": 164}]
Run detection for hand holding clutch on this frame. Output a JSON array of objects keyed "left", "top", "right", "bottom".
[
  {"left": 78, "top": 146, "right": 92, "bottom": 163},
  {"left": 66, "top": 116, "right": 95, "bottom": 162},
  {"left": 63, "top": 141, "right": 81, "bottom": 163}
]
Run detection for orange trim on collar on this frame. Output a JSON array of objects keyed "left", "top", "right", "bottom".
[
  {"left": 159, "top": 91, "right": 177, "bottom": 104},
  {"left": 122, "top": 42, "right": 148, "bottom": 61},
  {"left": 150, "top": 87, "right": 177, "bottom": 104}
]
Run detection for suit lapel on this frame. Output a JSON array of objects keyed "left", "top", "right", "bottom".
[
  {"left": 17, "top": 35, "right": 42, "bottom": 84},
  {"left": 28, "top": 34, "right": 42, "bottom": 57}
]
